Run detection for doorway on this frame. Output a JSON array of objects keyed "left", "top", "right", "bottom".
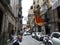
[
  {"left": 8, "top": 23, "right": 14, "bottom": 40},
  {"left": 0, "top": 10, "right": 3, "bottom": 33},
  {"left": 57, "top": 6, "right": 60, "bottom": 32}
]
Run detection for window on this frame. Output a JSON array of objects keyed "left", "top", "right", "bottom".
[
  {"left": 30, "top": 6, "right": 33, "bottom": 9},
  {"left": 19, "top": 7, "right": 22, "bottom": 11},
  {"left": 57, "top": 22, "right": 60, "bottom": 32},
  {"left": 43, "top": 0, "right": 44, "bottom": 1},
  {"left": 57, "top": 6, "right": 60, "bottom": 18},
  {"left": 37, "top": 5, "right": 40, "bottom": 9},
  {"left": 33, "top": 1, "right": 35, "bottom": 4},
  {"left": 37, "top": 0, "right": 39, "bottom": 3},
  {"left": 52, "top": 33, "right": 60, "bottom": 38},
  {"left": 6, "top": 0, "right": 10, "bottom": 4},
  {"left": 38, "top": 25, "right": 41, "bottom": 32},
  {"left": 19, "top": 0, "right": 22, "bottom": 2}
]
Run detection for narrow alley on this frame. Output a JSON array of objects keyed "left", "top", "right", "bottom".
[{"left": 0, "top": 0, "right": 60, "bottom": 45}]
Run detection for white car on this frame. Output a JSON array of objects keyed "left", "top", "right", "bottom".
[
  {"left": 32, "top": 32, "right": 35, "bottom": 37},
  {"left": 32, "top": 32, "right": 42, "bottom": 39},
  {"left": 24, "top": 32, "right": 31, "bottom": 36},
  {"left": 45, "top": 32, "right": 60, "bottom": 45},
  {"left": 36, "top": 32, "right": 42, "bottom": 39}
]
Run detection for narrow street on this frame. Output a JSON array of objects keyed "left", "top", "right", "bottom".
[
  {"left": 0, "top": 0, "right": 60, "bottom": 45},
  {"left": 20, "top": 35, "right": 44, "bottom": 45}
]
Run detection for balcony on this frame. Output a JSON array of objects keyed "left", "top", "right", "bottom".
[
  {"left": 18, "top": 14, "right": 23, "bottom": 18},
  {"left": 19, "top": 7, "right": 22, "bottom": 11}
]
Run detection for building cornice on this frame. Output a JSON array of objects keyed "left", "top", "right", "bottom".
[{"left": 0, "top": 0, "right": 16, "bottom": 19}]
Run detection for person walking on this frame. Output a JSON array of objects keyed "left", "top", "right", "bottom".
[
  {"left": 10, "top": 29, "right": 20, "bottom": 45},
  {"left": 13, "top": 40, "right": 19, "bottom": 45},
  {"left": 12, "top": 34, "right": 20, "bottom": 45}
]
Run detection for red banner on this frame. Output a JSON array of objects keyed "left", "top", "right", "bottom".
[{"left": 35, "top": 16, "right": 44, "bottom": 26}]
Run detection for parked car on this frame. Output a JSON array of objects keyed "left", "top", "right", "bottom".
[
  {"left": 32, "top": 32, "right": 45, "bottom": 41},
  {"left": 24, "top": 31, "right": 31, "bottom": 36},
  {"left": 32, "top": 32, "right": 41, "bottom": 37},
  {"left": 32, "top": 32, "right": 35, "bottom": 38},
  {"left": 44, "top": 32, "right": 60, "bottom": 45},
  {"left": 36, "top": 32, "right": 42, "bottom": 39},
  {"left": 39, "top": 35, "right": 48, "bottom": 41}
]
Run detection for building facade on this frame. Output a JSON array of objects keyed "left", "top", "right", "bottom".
[
  {"left": 28, "top": 0, "right": 60, "bottom": 35},
  {"left": 41, "top": 0, "right": 60, "bottom": 35},
  {"left": 27, "top": 0, "right": 45, "bottom": 33},
  {"left": 18, "top": 0, "right": 23, "bottom": 35},
  {"left": 33, "top": 0, "right": 45, "bottom": 33},
  {"left": 27, "top": 5, "right": 35, "bottom": 32},
  {"left": 50, "top": 0, "right": 60, "bottom": 32},
  {"left": 0, "top": 0, "right": 20, "bottom": 45}
]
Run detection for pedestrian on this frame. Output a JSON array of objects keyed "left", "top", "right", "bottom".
[
  {"left": 12, "top": 35, "right": 19, "bottom": 45},
  {"left": 12, "top": 34, "right": 20, "bottom": 45},
  {"left": 10, "top": 29, "right": 20, "bottom": 45},
  {"left": 13, "top": 40, "right": 19, "bottom": 45}
]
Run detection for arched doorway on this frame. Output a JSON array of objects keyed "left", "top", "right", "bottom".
[{"left": 0, "top": 10, "right": 3, "bottom": 33}]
